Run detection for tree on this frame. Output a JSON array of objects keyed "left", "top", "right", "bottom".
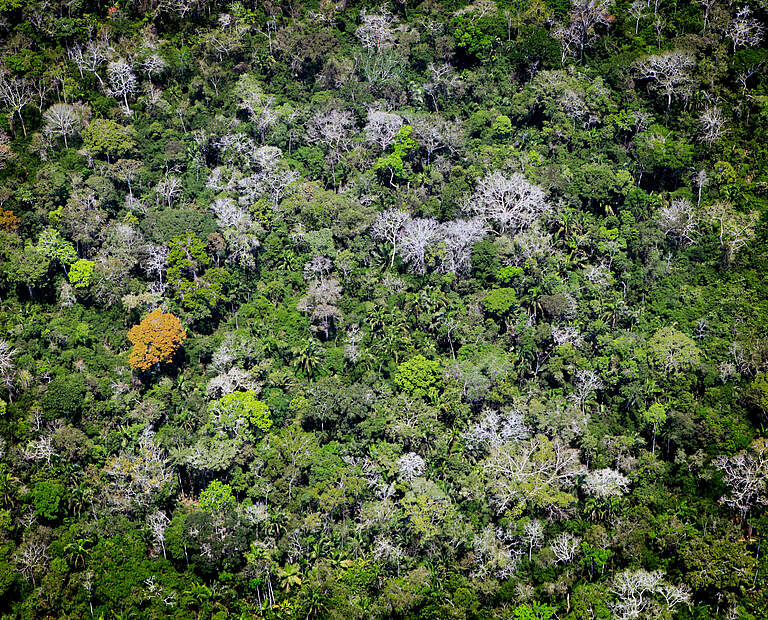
[
  {"left": 725, "top": 7, "right": 765, "bottom": 52},
  {"left": 648, "top": 327, "right": 701, "bottom": 374},
  {"left": 553, "top": 0, "right": 615, "bottom": 62},
  {"left": 394, "top": 355, "right": 442, "bottom": 398},
  {"left": 374, "top": 125, "right": 417, "bottom": 186},
  {"left": 199, "top": 480, "right": 237, "bottom": 512},
  {"left": 704, "top": 202, "right": 758, "bottom": 266},
  {"left": 697, "top": 106, "right": 727, "bottom": 146},
  {"left": 297, "top": 277, "right": 343, "bottom": 340},
  {"left": 43, "top": 103, "right": 82, "bottom": 148},
  {"left": 658, "top": 198, "right": 698, "bottom": 246},
  {"left": 67, "top": 40, "right": 109, "bottom": 86},
  {"left": 633, "top": 51, "right": 695, "bottom": 109},
  {"left": 485, "top": 434, "right": 584, "bottom": 515},
  {"left": 397, "top": 217, "right": 440, "bottom": 274},
  {"left": 714, "top": 438, "right": 768, "bottom": 523},
  {"left": 107, "top": 59, "right": 138, "bottom": 114},
  {"left": 468, "top": 171, "right": 548, "bottom": 234},
  {"left": 372, "top": 209, "right": 410, "bottom": 268},
  {"left": 81, "top": 119, "right": 135, "bottom": 162},
  {"left": 642, "top": 402, "right": 666, "bottom": 454},
  {"left": 68, "top": 259, "right": 94, "bottom": 288},
  {"left": 0, "top": 71, "right": 32, "bottom": 136},
  {"left": 609, "top": 569, "right": 690, "bottom": 619},
  {"left": 207, "top": 390, "right": 272, "bottom": 438},
  {"left": 364, "top": 110, "right": 403, "bottom": 151},
  {"left": 127, "top": 308, "right": 187, "bottom": 371}
]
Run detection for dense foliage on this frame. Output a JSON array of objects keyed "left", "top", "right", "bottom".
[{"left": 0, "top": 0, "right": 767, "bottom": 617}]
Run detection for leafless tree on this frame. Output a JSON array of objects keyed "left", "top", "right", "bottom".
[
  {"left": 714, "top": 438, "right": 768, "bottom": 522},
  {"left": 398, "top": 217, "right": 440, "bottom": 274},
  {"left": 155, "top": 175, "right": 183, "bottom": 208},
  {"left": 43, "top": 103, "right": 82, "bottom": 148},
  {"left": 356, "top": 8, "right": 398, "bottom": 53},
  {"left": 398, "top": 452, "right": 426, "bottom": 482},
  {"left": 0, "top": 71, "right": 33, "bottom": 136},
  {"left": 142, "top": 53, "right": 167, "bottom": 86},
  {"left": 705, "top": 202, "right": 758, "bottom": 265},
  {"left": 553, "top": 0, "right": 615, "bottom": 62},
  {"left": 523, "top": 519, "right": 544, "bottom": 560},
  {"left": 298, "top": 277, "right": 343, "bottom": 339},
  {"left": 725, "top": 7, "right": 765, "bottom": 52},
  {"left": 633, "top": 51, "right": 695, "bottom": 109},
  {"left": 372, "top": 209, "right": 410, "bottom": 268},
  {"left": 148, "top": 511, "right": 170, "bottom": 558},
  {"left": 307, "top": 109, "right": 356, "bottom": 187},
  {"left": 467, "top": 171, "right": 549, "bottom": 234},
  {"left": 658, "top": 197, "right": 699, "bottom": 246},
  {"left": 68, "top": 40, "right": 109, "bottom": 87},
  {"left": 610, "top": 569, "right": 690, "bottom": 620},
  {"left": 550, "top": 531, "right": 580, "bottom": 563},
  {"left": 438, "top": 218, "right": 485, "bottom": 274},
  {"left": 104, "top": 427, "right": 173, "bottom": 513},
  {"left": 107, "top": 59, "right": 138, "bottom": 114},
  {"left": 142, "top": 244, "right": 169, "bottom": 285},
  {"left": 409, "top": 115, "right": 464, "bottom": 164},
  {"left": 699, "top": 0, "right": 716, "bottom": 31},
  {"left": 692, "top": 168, "right": 708, "bottom": 207},
  {"left": 464, "top": 408, "right": 531, "bottom": 451},
  {"left": 485, "top": 434, "right": 584, "bottom": 514},
  {"left": 364, "top": 110, "right": 403, "bottom": 151},
  {"left": 0, "top": 339, "right": 16, "bottom": 395},
  {"left": 423, "top": 62, "right": 463, "bottom": 112},
  {"left": 629, "top": 0, "right": 649, "bottom": 34},
  {"left": 572, "top": 369, "right": 604, "bottom": 411},
  {"left": 14, "top": 542, "right": 49, "bottom": 585},
  {"left": 698, "top": 105, "right": 727, "bottom": 145},
  {"left": 211, "top": 197, "right": 262, "bottom": 269},
  {"left": 583, "top": 468, "right": 630, "bottom": 498}
]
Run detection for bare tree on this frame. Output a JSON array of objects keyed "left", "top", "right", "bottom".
[
  {"left": 409, "top": 115, "right": 464, "bottom": 165},
  {"left": 725, "top": 7, "right": 765, "bottom": 52},
  {"left": 0, "top": 339, "right": 16, "bottom": 395},
  {"left": 43, "top": 103, "right": 82, "bottom": 148},
  {"left": 583, "top": 468, "right": 630, "bottom": 498},
  {"left": 553, "top": 0, "right": 615, "bottom": 62},
  {"left": 699, "top": 0, "right": 716, "bottom": 31},
  {"left": 438, "top": 218, "right": 485, "bottom": 274},
  {"left": 692, "top": 168, "right": 708, "bottom": 208},
  {"left": 698, "top": 106, "right": 727, "bottom": 145},
  {"left": 397, "top": 452, "right": 427, "bottom": 482},
  {"left": 398, "top": 217, "right": 440, "bottom": 274},
  {"left": 705, "top": 202, "right": 758, "bottom": 265},
  {"left": 14, "top": 542, "right": 49, "bottom": 585},
  {"left": 571, "top": 368, "right": 604, "bottom": 411},
  {"left": 297, "top": 277, "right": 343, "bottom": 339},
  {"left": 550, "top": 531, "right": 580, "bottom": 564},
  {"left": 658, "top": 197, "right": 699, "bottom": 246},
  {"left": 610, "top": 569, "right": 690, "bottom": 620},
  {"left": 155, "top": 175, "right": 183, "bottom": 208},
  {"left": 148, "top": 511, "right": 170, "bottom": 558},
  {"left": 629, "top": 0, "right": 649, "bottom": 34},
  {"left": 307, "top": 109, "right": 356, "bottom": 187},
  {"left": 714, "top": 438, "right": 768, "bottom": 522},
  {"left": 372, "top": 209, "right": 410, "bottom": 267},
  {"left": 356, "top": 9, "right": 398, "bottom": 52},
  {"left": 364, "top": 110, "right": 403, "bottom": 151},
  {"left": 68, "top": 40, "right": 109, "bottom": 87},
  {"left": 467, "top": 171, "right": 549, "bottom": 234},
  {"left": 211, "top": 197, "right": 262, "bottom": 269},
  {"left": 633, "top": 51, "right": 695, "bottom": 109},
  {"left": 423, "top": 62, "right": 463, "bottom": 112},
  {"left": 522, "top": 519, "right": 544, "bottom": 560},
  {"left": 107, "top": 59, "right": 138, "bottom": 114},
  {"left": 0, "top": 71, "right": 33, "bottom": 136},
  {"left": 485, "top": 434, "right": 584, "bottom": 514}
]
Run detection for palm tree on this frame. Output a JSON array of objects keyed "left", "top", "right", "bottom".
[{"left": 277, "top": 563, "right": 302, "bottom": 592}]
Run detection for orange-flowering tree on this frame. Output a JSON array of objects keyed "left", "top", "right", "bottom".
[{"left": 127, "top": 309, "right": 186, "bottom": 371}]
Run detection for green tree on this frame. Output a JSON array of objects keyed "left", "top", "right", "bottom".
[
  {"left": 198, "top": 480, "right": 236, "bottom": 513},
  {"left": 67, "top": 258, "right": 94, "bottom": 288},
  {"left": 81, "top": 119, "right": 135, "bottom": 162},
  {"left": 394, "top": 355, "right": 442, "bottom": 398}
]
